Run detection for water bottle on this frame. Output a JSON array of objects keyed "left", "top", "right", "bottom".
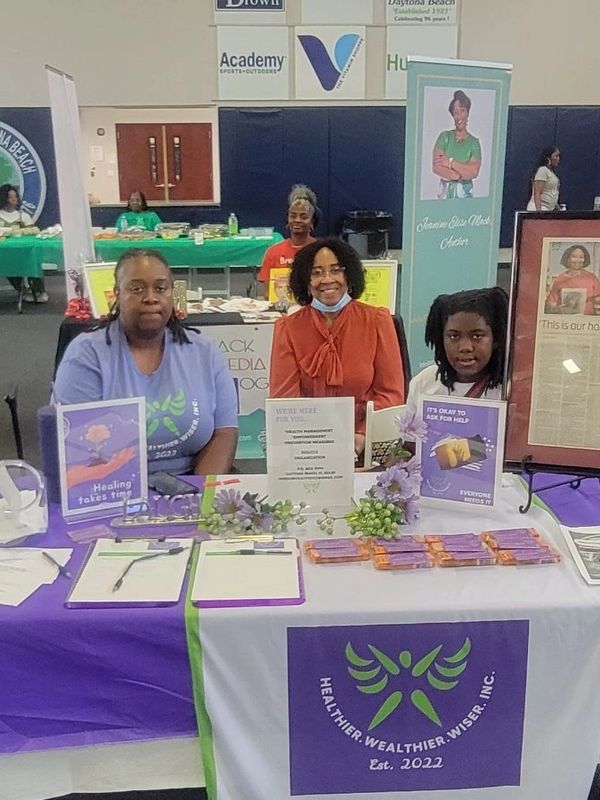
[
  {"left": 120, "top": 216, "right": 129, "bottom": 233},
  {"left": 227, "top": 213, "right": 238, "bottom": 236}
]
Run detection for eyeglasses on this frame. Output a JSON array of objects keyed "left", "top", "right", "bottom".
[{"left": 309, "top": 266, "right": 346, "bottom": 281}]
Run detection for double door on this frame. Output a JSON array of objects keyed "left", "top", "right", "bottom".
[{"left": 116, "top": 122, "right": 213, "bottom": 202}]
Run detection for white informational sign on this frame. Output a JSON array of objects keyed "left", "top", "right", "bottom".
[
  {"left": 295, "top": 26, "right": 366, "bottom": 100},
  {"left": 266, "top": 397, "right": 354, "bottom": 509},
  {"left": 301, "top": 0, "right": 373, "bottom": 25},
  {"left": 201, "top": 323, "right": 274, "bottom": 459},
  {"left": 46, "top": 67, "right": 95, "bottom": 300},
  {"left": 217, "top": 26, "right": 289, "bottom": 100},
  {"left": 386, "top": 0, "right": 458, "bottom": 25},
  {"left": 385, "top": 25, "right": 458, "bottom": 99}
]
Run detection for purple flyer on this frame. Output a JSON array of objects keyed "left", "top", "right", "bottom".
[
  {"left": 57, "top": 398, "right": 147, "bottom": 519},
  {"left": 418, "top": 396, "right": 506, "bottom": 510},
  {"left": 288, "top": 619, "right": 529, "bottom": 795}
]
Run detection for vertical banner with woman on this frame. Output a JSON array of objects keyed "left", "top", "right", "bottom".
[{"left": 401, "top": 57, "right": 512, "bottom": 371}]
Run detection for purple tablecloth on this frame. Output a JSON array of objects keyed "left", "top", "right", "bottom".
[
  {"left": 0, "top": 505, "right": 198, "bottom": 754},
  {"left": 532, "top": 473, "right": 600, "bottom": 527}
]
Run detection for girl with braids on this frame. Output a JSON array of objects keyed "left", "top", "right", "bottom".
[
  {"left": 54, "top": 249, "right": 239, "bottom": 475},
  {"left": 258, "top": 183, "right": 320, "bottom": 299},
  {"left": 406, "top": 287, "right": 508, "bottom": 416}
]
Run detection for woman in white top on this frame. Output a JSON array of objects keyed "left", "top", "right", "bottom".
[
  {"left": 406, "top": 287, "right": 508, "bottom": 416},
  {"left": 527, "top": 147, "right": 560, "bottom": 211},
  {"left": 0, "top": 183, "right": 48, "bottom": 302}
]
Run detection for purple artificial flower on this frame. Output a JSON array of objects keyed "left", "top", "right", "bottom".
[
  {"left": 246, "top": 510, "right": 274, "bottom": 532},
  {"left": 403, "top": 496, "right": 420, "bottom": 524},
  {"left": 373, "top": 463, "right": 415, "bottom": 504},
  {"left": 214, "top": 488, "right": 252, "bottom": 517},
  {"left": 395, "top": 410, "right": 428, "bottom": 442}
]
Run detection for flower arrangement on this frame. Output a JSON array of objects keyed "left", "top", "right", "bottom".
[
  {"left": 200, "top": 488, "right": 308, "bottom": 536},
  {"left": 201, "top": 411, "right": 426, "bottom": 539},
  {"left": 317, "top": 410, "right": 427, "bottom": 539}
]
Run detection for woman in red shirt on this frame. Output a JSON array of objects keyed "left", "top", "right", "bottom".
[
  {"left": 258, "top": 184, "right": 319, "bottom": 299},
  {"left": 269, "top": 237, "right": 405, "bottom": 458}
]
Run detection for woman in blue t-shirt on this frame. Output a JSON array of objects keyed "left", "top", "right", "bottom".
[{"left": 54, "top": 248, "right": 239, "bottom": 475}]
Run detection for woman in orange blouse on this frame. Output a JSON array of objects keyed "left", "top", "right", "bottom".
[{"left": 269, "top": 237, "right": 405, "bottom": 457}]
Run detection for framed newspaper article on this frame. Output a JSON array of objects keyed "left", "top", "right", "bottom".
[{"left": 504, "top": 212, "right": 600, "bottom": 474}]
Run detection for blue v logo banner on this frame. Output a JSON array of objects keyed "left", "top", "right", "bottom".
[
  {"left": 288, "top": 620, "right": 528, "bottom": 795},
  {"left": 295, "top": 27, "right": 365, "bottom": 99},
  {"left": 297, "top": 33, "right": 361, "bottom": 91}
]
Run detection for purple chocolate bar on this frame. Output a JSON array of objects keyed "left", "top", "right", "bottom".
[
  {"left": 306, "top": 538, "right": 360, "bottom": 550},
  {"left": 384, "top": 552, "right": 432, "bottom": 567}
]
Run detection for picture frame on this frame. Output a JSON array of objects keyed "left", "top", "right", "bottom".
[
  {"left": 360, "top": 259, "right": 398, "bottom": 312},
  {"left": 83, "top": 262, "right": 117, "bottom": 319},
  {"left": 504, "top": 212, "right": 600, "bottom": 474}
]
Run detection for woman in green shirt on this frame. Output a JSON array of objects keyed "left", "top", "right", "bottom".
[
  {"left": 432, "top": 90, "right": 481, "bottom": 200},
  {"left": 115, "top": 190, "right": 162, "bottom": 232}
]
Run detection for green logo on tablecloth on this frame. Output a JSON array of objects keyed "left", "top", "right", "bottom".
[
  {"left": 346, "top": 637, "right": 471, "bottom": 730},
  {"left": 0, "top": 122, "right": 46, "bottom": 222}
]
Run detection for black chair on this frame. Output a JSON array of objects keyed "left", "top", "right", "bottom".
[
  {"left": 392, "top": 314, "right": 412, "bottom": 389},
  {"left": 3, "top": 384, "right": 24, "bottom": 459}
]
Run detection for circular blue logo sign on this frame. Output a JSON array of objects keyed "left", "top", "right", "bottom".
[{"left": 0, "top": 122, "right": 46, "bottom": 223}]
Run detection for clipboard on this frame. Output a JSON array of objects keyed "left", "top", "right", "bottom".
[
  {"left": 191, "top": 539, "right": 305, "bottom": 608},
  {"left": 66, "top": 538, "right": 193, "bottom": 608}
]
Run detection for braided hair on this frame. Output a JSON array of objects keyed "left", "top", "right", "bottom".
[
  {"left": 287, "top": 183, "right": 321, "bottom": 227},
  {"left": 103, "top": 248, "right": 192, "bottom": 346},
  {"left": 424, "top": 287, "right": 508, "bottom": 391}
]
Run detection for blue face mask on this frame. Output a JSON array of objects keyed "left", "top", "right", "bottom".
[{"left": 311, "top": 292, "right": 352, "bottom": 314}]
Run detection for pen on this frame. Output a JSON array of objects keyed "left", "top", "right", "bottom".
[
  {"left": 42, "top": 551, "right": 72, "bottom": 579},
  {"left": 205, "top": 549, "right": 293, "bottom": 556},
  {"left": 112, "top": 546, "right": 187, "bottom": 592}
]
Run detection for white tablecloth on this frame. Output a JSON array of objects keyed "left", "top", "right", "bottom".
[
  {"left": 191, "top": 474, "right": 600, "bottom": 800},
  {"left": 0, "top": 737, "right": 204, "bottom": 800}
]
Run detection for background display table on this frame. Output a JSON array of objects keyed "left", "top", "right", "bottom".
[{"left": 0, "top": 234, "right": 282, "bottom": 277}]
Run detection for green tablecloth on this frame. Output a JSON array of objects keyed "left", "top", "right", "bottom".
[
  {"left": 0, "top": 238, "right": 64, "bottom": 277},
  {"left": 0, "top": 234, "right": 283, "bottom": 278}
]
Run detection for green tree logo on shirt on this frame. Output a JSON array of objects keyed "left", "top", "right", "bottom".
[
  {"left": 146, "top": 389, "right": 186, "bottom": 437},
  {"left": 346, "top": 637, "right": 471, "bottom": 730}
]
